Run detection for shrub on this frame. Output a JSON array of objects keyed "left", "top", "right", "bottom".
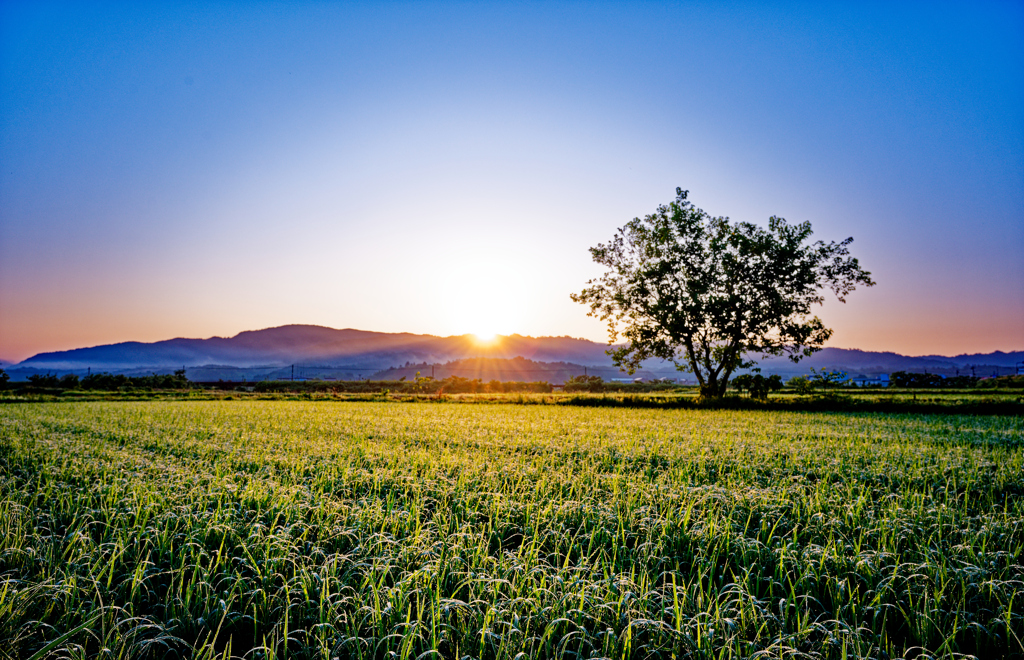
[
  {"left": 59, "top": 374, "right": 80, "bottom": 389},
  {"left": 27, "top": 373, "right": 60, "bottom": 387},
  {"left": 730, "top": 373, "right": 783, "bottom": 399},
  {"left": 787, "top": 376, "right": 815, "bottom": 395},
  {"left": 810, "top": 368, "right": 848, "bottom": 389},
  {"left": 890, "top": 371, "right": 981, "bottom": 388},
  {"left": 976, "top": 374, "right": 1024, "bottom": 389},
  {"left": 80, "top": 371, "right": 191, "bottom": 390},
  {"left": 564, "top": 375, "right": 605, "bottom": 393}
]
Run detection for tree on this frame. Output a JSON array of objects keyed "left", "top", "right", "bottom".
[
  {"left": 809, "top": 368, "right": 848, "bottom": 390},
  {"left": 59, "top": 374, "right": 80, "bottom": 389},
  {"left": 28, "top": 372, "right": 60, "bottom": 387},
  {"left": 787, "top": 376, "right": 815, "bottom": 396},
  {"left": 572, "top": 188, "right": 874, "bottom": 398},
  {"left": 731, "top": 373, "right": 783, "bottom": 400}
]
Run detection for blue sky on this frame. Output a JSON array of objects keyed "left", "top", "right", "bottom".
[{"left": 1, "top": 1, "right": 1022, "bottom": 360}]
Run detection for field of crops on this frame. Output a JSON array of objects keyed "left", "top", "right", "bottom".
[{"left": 1, "top": 401, "right": 1022, "bottom": 659}]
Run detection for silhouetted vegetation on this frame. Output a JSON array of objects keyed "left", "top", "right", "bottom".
[
  {"left": 26, "top": 373, "right": 62, "bottom": 387},
  {"left": 573, "top": 187, "right": 874, "bottom": 398},
  {"left": 786, "top": 375, "right": 815, "bottom": 395},
  {"left": 730, "top": 373, "right": 783, "bottom": 399},
  {"left": 15, "top": 369, "right": 192, "bottom": 391},
  {"left": 891, "top": 371, "right": 981, "bottom": 388},
  {"left": 561, "top": 375, "right": 684, "bottom": 393},
  {"left": 976, "top": 374, "right": 1024, "bottom": 389},
  {"left": 563, "top": 375, "right": 607, "bottom": 392},
  {"left": 252, "top": 375, "right": 554, "bottom": 394},
  {"left": 808, "top": 367, "right": 849, "bottom": 389}
]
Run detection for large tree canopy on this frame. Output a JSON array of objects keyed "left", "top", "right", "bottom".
[{"left": 572, "top": 188, "right": 875, "bottom": 398}]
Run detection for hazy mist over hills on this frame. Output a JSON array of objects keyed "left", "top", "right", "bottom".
[
  {"left": 7, "top": 325, "right": 1021, "bottom": 382},
  {"left": 15, "top": 325, "right": 615, "bottom": 371}
]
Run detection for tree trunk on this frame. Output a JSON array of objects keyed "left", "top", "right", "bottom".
[{"left": 699, "top": 376, "right": 727, "bottom": 400}]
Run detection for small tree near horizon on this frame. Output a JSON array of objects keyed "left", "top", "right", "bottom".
[
  {"left": 731, "top": 373, "right": 784, "bottom": 400},
  {"left": 572, "top": 187, "right": 875, "bottom": 399}
]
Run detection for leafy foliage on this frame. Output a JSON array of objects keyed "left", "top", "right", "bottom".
[
  {"left": 563, "top": 375, "right": 606, "bottom": 392},
  {"left": 26, "top": 372, "right": 61, "bottom": 387},
  {"left": 81, "top": 370, "right": 191, "bottom": 390},
  {"left": 26, "top": 372, "right": 85, "bottom": 388},
  {"left": 730, "top": 373, "right": 783, "bottom": 399},
  {"left": 573, "top": 188, "right": 874, "bottom": 398},
  {"left": 809, "top": 368, "right": 849, "bottom": 389},
  {"left": 786, "top": 376, "right": 815, "bottom": 395},
  {"left": 890, "top": 371, "right": 983, "bottom": 388},
  {"left": 19, "top": 370, "right": 191, "bottom": 390},
  {"left": 976, "top": 374, "right": 1024, "bottom": 389},
  {"left": 252, "top": 376, "right": 553, "bottom": 394}
]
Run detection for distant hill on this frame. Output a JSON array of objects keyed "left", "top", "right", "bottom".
[
  {"left": 15, "top": 325, "right": 618, "bottom": 370},
  {"left": 7, "top": 324, "right": 1021, "bottom": 380},
  {"left": 757, "top": 347, "right": 1024, "bottom": 378}
]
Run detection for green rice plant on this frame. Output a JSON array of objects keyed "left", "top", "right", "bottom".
[{"left": 0, "top": 401, "right": 1021, "bottom": 658}]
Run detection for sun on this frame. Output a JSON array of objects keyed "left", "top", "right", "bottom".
[
  {"left": 472, "top": 331, "right": 499, "bottom": 344},
  {"left": 440, "top": 286, "right": 520, "bottom": 345}
]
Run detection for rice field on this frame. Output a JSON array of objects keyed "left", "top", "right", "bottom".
[{"left": 1, "top": 401, "right": 1021, "bottom": 659}]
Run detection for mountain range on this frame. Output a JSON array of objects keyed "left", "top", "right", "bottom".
[{"left": 6, "top": 324, "right": 1022, "bottom": 381}]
